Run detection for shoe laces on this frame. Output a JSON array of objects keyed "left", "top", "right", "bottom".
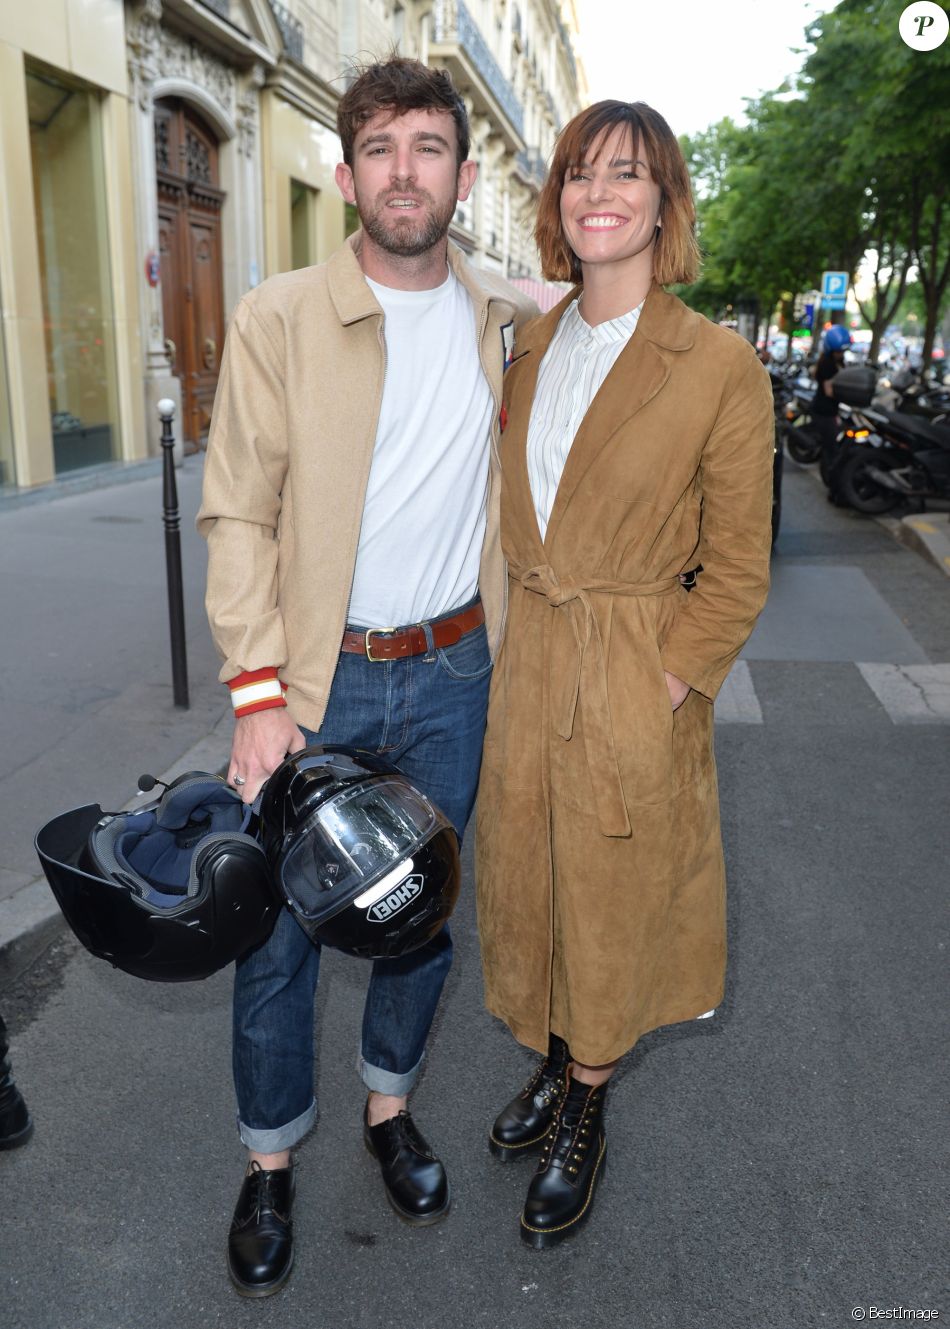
[
  {"left": 244, "top": 1161, "right": 288, "bottom": 1220},
  {"left": 382, "top": 1110, "right": 433, "bottom": 1159}
]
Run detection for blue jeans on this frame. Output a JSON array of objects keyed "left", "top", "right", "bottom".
[{"left": 232, "top": 600, "right": 492, "bottom": 1152}]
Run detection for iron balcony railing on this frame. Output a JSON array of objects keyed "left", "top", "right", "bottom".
[
  {"left": 555, "top": 13, "right": 577, "bottom": 82},
  {"left": 516, "top": 149, "right": 546, "bottom": 188},
  {"left": 269, "top": 0, "right": 304, "bottom": 62},
  {"left": 433, "top": 0, "right": 524, "bottom": 136}
]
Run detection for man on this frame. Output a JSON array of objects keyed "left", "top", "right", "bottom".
[
  {"left": 0, "top": 1013, "right": 33, "bottom": 1150},
  {"left": 197, "top": 57, "right": 535, "bottom": 1297}
]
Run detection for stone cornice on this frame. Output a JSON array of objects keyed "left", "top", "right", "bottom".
[
  {"left": 161, "top": 0, "right": 277, "bottom": 69},
  {"left": 264, "top": 57, "right": 340, "bottom": 132}
]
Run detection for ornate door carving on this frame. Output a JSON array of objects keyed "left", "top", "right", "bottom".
[{"left": 154, "top": 99, "right": 225, "bottom": 450}]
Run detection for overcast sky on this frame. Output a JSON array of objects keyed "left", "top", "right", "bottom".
[{"left": 575, "top": 0, "right": 835, "bottom": 137}]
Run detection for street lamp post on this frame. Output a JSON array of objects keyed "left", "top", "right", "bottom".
[{"left": 157, "top": 399, "right": 189, "bottom": 709}]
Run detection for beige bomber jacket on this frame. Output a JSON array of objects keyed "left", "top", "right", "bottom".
[{"left": 197, "top": 232, "right": 537, "bottom": 733}]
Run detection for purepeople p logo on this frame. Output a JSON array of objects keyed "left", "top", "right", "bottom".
[{"left": 899, "top": 2, "right": 949, "bottom": 50}]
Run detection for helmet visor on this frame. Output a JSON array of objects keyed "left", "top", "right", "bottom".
[{"left": 279, "top": 778, "right": 444, "bottom": 919}]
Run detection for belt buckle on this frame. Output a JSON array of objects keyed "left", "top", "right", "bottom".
[{"left": 365, "top": 626, "right": 397, "bottom": 662}]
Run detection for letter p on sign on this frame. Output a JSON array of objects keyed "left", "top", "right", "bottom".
[{"left": 900, "top": 2, "right": 949, "bottom": 49}]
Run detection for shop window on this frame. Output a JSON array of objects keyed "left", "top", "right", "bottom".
[
  {"left": 290, "top": 179, "right": 317, "bottom": 270},
  {"left": 27, "top": 64, "right": 119, "bottom": 475}
]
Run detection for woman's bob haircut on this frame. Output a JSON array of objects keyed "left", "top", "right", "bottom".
[{"left": 536, "top": 100, "right": 701, "bottom": 287}]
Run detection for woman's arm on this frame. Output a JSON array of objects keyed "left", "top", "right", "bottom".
[{"left": 659, "top": 352, "right": 775, "bottom": 701}]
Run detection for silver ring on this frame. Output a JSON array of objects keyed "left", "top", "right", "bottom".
[{"left": 232, "top": 774, "right": 246, "bottom": 787}]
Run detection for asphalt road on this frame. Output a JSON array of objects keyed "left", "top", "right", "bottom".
[{"left": 2, "top": 461, "right": 948, "bottom": 1329}]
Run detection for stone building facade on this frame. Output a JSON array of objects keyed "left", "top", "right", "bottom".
[{"left": 0, "top": 0, "right": 583, "bottom": 490}]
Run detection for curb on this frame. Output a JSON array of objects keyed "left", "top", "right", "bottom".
[
  {"left": 0, "top": 711, "right": 233, "bottom": 988},
  {"left": 892, "top": 514, "right": 950, "bottom": 579}
]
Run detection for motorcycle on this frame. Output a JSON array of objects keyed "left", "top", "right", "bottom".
[
  {"left": 832, "top": 406, "right": 950, "bottom": 514},
  {"left": 873, "top": 365, "right": 950, "bottom": 421},
  {"left": 777, "top": 370, "right": 822, "bottom": 464}
]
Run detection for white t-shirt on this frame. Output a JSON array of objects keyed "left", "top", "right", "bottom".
[{"left": 346, "top": 270, "right": 494, "bottom": 628}]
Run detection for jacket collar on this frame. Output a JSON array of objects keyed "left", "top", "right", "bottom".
[
  {"left": 326, "top": 231, "right": 511, "bottom": 326},
  {"left": 517, "top": 281, "right": 698, "bottom": 356}
]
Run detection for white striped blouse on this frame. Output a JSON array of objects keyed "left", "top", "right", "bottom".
[{"left": 526, "top": 297, "right": 644, "bottom": 540}]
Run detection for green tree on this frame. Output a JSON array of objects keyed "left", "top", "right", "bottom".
[{"left": 677, "top": 0, "right": 950, "bottom": 367}]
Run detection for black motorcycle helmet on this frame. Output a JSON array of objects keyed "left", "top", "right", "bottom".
[
  {"left": 260, "top": 746, "right": 460, "bottom": 959},
  {"left": 34, "top": 772, "right": 278, "bottom": 982}
]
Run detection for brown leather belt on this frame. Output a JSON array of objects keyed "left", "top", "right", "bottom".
[{"left": 341, "top": 602, "right": 485, "bottom": 662}]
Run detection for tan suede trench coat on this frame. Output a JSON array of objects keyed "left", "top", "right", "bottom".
[{"left": 475, "top": 285, "right": 775, "bottom": 1065}]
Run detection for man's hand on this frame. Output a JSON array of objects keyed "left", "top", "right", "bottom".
[
  {"left": 664, "top": 670, "right": 691, "bottom": 712},
  {"left": 229, "top": 709, "right": 306, "bottom": 803}
]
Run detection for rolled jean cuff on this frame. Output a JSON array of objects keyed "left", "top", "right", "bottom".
[
  {"left": 358, "top": 1051, "right": 424, "bottom": 1097},
  {"left": 237, "top": 1099, "right": 315, "bottom": 1154}
]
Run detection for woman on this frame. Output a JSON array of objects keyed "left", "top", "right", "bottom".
[{"left": 475, "top": 100, "right": 774, "bottom": 1249}]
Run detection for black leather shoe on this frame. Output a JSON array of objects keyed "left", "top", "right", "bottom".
[
  {"left": 363, "top": 1107, "right": 450, "bottom": 1225},
  {"left": 227, "top": 1161, "right": 295, "bottom": 1297},
  {"left": 520, "top": 1075, "right": 607, "bottom": 1249},
  {"left": 0, "top": 1055, "right": 33, "bottom": 1151},
  {"left": 489, "top": 1034, "right": 570, "bottom": 1162}
]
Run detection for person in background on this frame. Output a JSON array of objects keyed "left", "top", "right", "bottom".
[
  {"left": 198, "top": 57, "right": 534, "bottom": 1298},
  {"left": 812, "top": 323, "right": 852, "bottom": 486},
  {"left": 476, "top": 99, "right": 774, "bottom": 1249}
]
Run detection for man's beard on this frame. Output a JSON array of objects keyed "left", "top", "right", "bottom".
[{"left": 357, "top": 187, "right": 457, "bottom": 258}]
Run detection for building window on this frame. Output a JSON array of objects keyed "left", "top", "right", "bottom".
[
  {"left": 27, "top": 64, "right": 119, "bottom": 475},
  {"left": 290, "top": 179, "right": 316, "bottom": 269}
]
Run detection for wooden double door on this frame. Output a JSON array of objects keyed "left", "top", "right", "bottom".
[{"left": 155, "top": 99, "right": 226, "bottom": 450}]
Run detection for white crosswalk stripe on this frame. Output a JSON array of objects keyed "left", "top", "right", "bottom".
[
  {"left": 857, "top": 663, "right": 950, "bottom": 724},
  {"left": 715, "top": 660, "right": 763, "bottom": 724}
]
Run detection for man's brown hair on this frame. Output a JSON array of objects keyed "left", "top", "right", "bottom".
[
  {"left": 535, "top": 100, "right": 701, "bottom": 287},
  {"left": 337, "top": 57, "right": 470, "bottom": 166}
]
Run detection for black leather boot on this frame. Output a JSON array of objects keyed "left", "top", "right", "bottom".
[
  {"left": 489, "top": 1034, "right": 570, "bottom": 1162},
  {"left": 227, "top": 1161, "right": 295, "bottom": 1297},
  {"left": 363, "top": 1106, "right": 450, "bottom": 1225},
  {"left": 520, "top": 1074, "right": 607, "bottom": 1249},
  {"left": 0, "top": 1052, "right": 33, "bottom": 1151}
]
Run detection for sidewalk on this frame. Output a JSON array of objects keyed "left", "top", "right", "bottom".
[
  {"left": 0, "top": 458, "right": 232, "bottom": 981},
  {"left": 798, "top": 454, "right": 950, "bottom": 578}
]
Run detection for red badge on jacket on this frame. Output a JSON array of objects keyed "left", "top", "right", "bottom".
[{"left": 499, "top": 404, "right": 508, "bottom": 433}]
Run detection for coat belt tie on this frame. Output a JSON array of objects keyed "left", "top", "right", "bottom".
[{"left": 514, "top": 564, "right": 681, "bottom": 838}]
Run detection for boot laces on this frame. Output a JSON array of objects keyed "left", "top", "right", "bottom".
[
  {"left": 539, "top": 1087, "right": 599, "bottom": 1172},
  {"left": 520, "top": 1055, "right": 566, "bottom": 1106}
]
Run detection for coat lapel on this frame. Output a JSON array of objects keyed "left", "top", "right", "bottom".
[
  {"left": 543, "top": 286, "right": 698, "bottom": 550},
  {"left": 502, "top": 292, "right": 577, "bottom": 559}
]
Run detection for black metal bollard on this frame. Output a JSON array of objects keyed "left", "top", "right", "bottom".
[{"left": 158, "top": 399, "right": 189, "bottom": 709}]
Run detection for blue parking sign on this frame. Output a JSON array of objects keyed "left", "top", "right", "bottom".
[{"left": 821, "top": 271, "right": 849, "bottom": 300}]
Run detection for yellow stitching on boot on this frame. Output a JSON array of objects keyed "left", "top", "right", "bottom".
[{"left": 490, "top": 1128, "right": 552, "bottom": 1150}]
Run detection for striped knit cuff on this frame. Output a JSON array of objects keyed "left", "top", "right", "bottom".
[{"left": 228, "top": 668, "right": 288, "bottom": 718}]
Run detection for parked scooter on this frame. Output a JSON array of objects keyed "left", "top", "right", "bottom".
[
  {"left": 873, "top": 365, "right": 950, "bottom": 421},
  {"left": 778, "top": 370, "right": 822, "bottom": 463},
  {"left": 832, "top": 406, "right": 950, "bottom": 513}
]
